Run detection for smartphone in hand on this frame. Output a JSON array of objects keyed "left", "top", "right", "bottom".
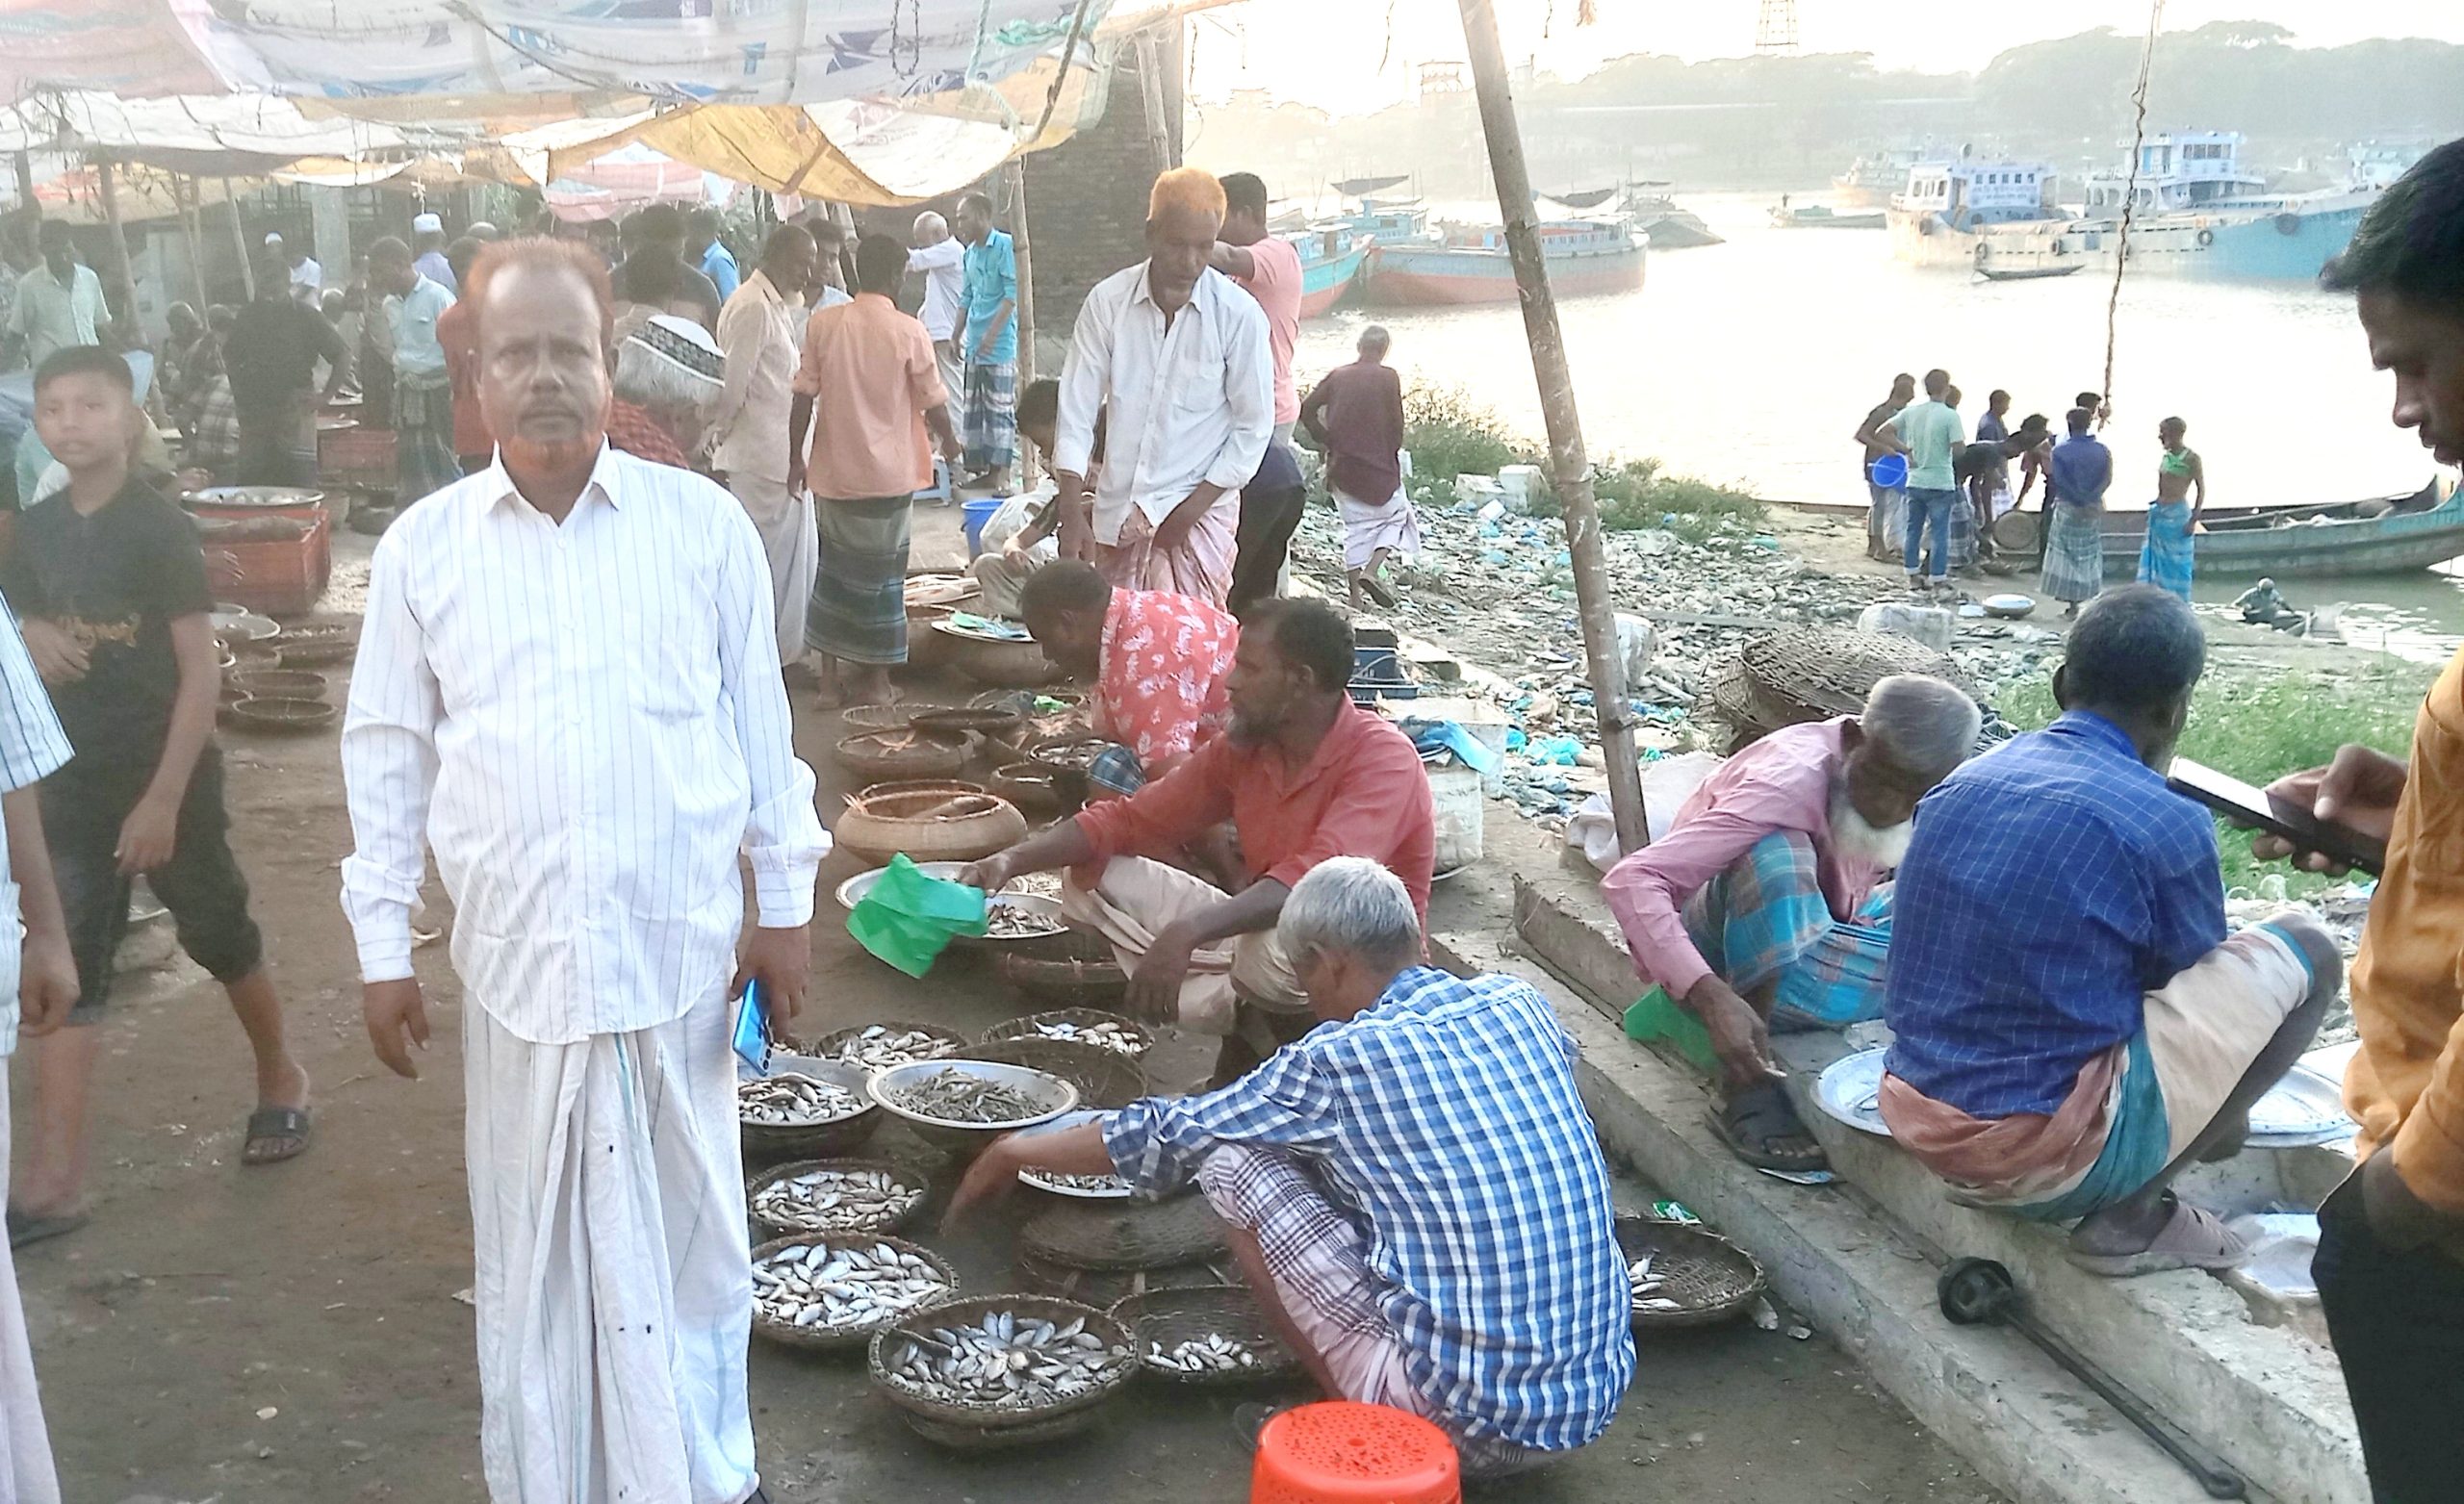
[{"left": 2168, "top": 756, "right": 2387, "bottom": 876}]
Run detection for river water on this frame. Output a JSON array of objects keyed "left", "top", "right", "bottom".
[{"left": 1290, "top": 191, "right": 2464, "bottom": 656}]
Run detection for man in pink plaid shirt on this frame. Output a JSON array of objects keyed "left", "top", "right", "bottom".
[{"left": 1020, "top": 561, "right": 1235, "bottom": 797}]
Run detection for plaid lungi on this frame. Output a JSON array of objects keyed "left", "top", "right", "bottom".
[
  {"left": 2137, "top": 499, "right": 2195, "bottom": 600},
  {"left": 1086, "top": 743, "right": 1145, "bottom": 797},
  {"left": 394, "top": 372, "right": 460, "bottom": 504},
  {"left": 1681, "top": 829, "right": 1892, "bottom": 1029},
  {"left": 2041, "top": 503, "right": 2106, "bottom": 604},
  {"left": 962, "top": 358, "right": 1016, "bottom": 473},
  {"left": 806, "top": 496, "right": 912, "bottom": 666}
]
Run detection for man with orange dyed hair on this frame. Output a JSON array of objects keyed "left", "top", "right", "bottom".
[{"left": 1051, "top": 166, "right": 1273, "bottom": 607}]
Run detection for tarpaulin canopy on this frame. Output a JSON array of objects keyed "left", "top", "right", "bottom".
[{"left": 0, "top": 91, "right": 475, "bottom": 175}]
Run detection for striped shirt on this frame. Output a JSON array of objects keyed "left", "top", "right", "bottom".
[
  {"left": 339, "top": 444, "right": 828, "bottom": 1045},
  {"left": 1101, "top": 967, "right": 1634, "bottom": 1451},
  {"left": 0, "top": 592, "right": 72, "bottom": 1056}
]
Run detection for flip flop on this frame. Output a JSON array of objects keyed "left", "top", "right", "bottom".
[
  {"left": 1357, "top": 570, "right": 1399, "bottom": 609},
  {"left": 7, "top": 1206, "right": 90, "bottom": 1249},
  {"left": 2066, "top": 1194, "right": 2247, "bottom": 1278},
  {"left": 1704, "top": 1080, "right": 1829, "bottom": 1173},
  {"left": 243, "top": 1105, "right": 313, "bottom": 1166}
]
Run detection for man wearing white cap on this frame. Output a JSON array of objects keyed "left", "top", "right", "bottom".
[
  {"left": 411, "top": 214, "right": 455, "bottom": 294},
  {"left": 369, "top": 236, "right": 460, "bottom": 503},
  {"left": 265, "top": 232, "right": 321, "bottom": 306}
]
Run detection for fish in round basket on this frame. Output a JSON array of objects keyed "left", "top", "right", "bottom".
[
  {"left": 739, "top": 1072, "right": 866, "bottom": 1126},
  {"left": 881, "top": 1307, "right": 1130, "bottom": 1408},
  {"left": 753, "top": 1238, "right": 952, "bottom": 1335}
]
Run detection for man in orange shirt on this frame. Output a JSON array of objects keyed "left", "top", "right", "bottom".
[
  {"left": 2263, "top": 139, "right": 2464, "bottom": 1502},
  {"left": 787, "top": 233, "right": 962, "bottom": 707}
]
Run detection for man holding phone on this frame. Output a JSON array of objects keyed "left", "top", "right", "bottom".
[{"left": 2259, "top": 140, "right": 2464, "bottom": 1503}]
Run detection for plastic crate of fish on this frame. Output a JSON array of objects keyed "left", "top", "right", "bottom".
[{"left": 204, "top": 509, "right": 331, "bottom": 617}]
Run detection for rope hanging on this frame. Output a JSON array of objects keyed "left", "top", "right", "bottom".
[{"left": 2098, "top": 0, "right": 2166, "bottom": 427}]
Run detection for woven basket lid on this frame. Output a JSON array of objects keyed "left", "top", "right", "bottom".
[
  {"left": 1738, "top": 626, "right": 1973, "bottom": 720},
  {"left": 1020, "top": 1191, "right": 1227, "bottom": 1271}
]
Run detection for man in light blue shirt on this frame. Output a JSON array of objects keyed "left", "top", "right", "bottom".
[
  {"left": 1882, "top": 368, "right": 1966, "bottom": 594},
  {"left": 688, "top": 208, "right": 739, "bottom": 303},
  {"left": 957, "top": 191, "right": 1019, "bottom": 491},
  {"left": 13, "top": 222, "right": 109, "bottom": 371},
  {"left": 372, "top": 236, "right": 459, "bottom": 503}
]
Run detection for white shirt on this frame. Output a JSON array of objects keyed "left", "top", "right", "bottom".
[
  {"left": 709, "top": 269, "right": 803, "bottom": 482},
  {"left": 0, "top": 598, "right": 70, "bottom": 1058},
  {"left": 289, "top": 257, "right": 322, "bottom": 298},
  {"left": 908, "top": 239, "right": 966, "bottom": 343},
  {"left": 339, "top": 445, "right": 828, "bottom": 1045},
  {"left": 1054, "top": 263, "right": 1273, "bottom": 544}
]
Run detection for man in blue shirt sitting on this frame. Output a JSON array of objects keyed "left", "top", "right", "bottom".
[
  {"left": 949, "top": 857, "right": 1633, "bottom": 1475},
  {"left": 1880, "top": 586, "right": 2342, "bottom": 1276}
]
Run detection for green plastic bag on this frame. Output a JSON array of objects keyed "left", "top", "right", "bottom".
[
  {"left": 846, "top": 854, "right": 989, "bottom": 978},
  {"left": 1623, "top": 984, "right": 1720, "bottom": 1078}
]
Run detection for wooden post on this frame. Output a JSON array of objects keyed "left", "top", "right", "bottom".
[
  {"left": 1455, "top": 0, "right": 1647, "bottom": 852},
  {"left": 93, "top": 157, "right": 140, "bottom": 328},
  {"left": 1004, "top": 157, "right": 1039, "bottom": 488},
  {"left": 221, "top": 176, "right": 254, "bottom": 300},
  {"left": 176, "top": 175, "right": 213, "bottom": 315},
  {"left": 1132, "top": 28, "right": 1174, "bottom": 180},
  {"left": 12, "top": 151, "right": 31, "bottom": 216}
]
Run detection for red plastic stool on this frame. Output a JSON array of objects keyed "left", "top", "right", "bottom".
[{"left": 1249, "top": 1401, "right": 1461, "bottom": 1504}]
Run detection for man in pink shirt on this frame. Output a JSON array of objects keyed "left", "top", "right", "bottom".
[
  {"left": 1214, "top": 171, "right": 1312, "bottom": 615},
  {"left": 788, "top": 233, "right": 962, "bottom": 706},
  {"left": 1018, "top": 560, "right": 1237, "bottom": 797},
  {"left": 1601, "top": 676, "right": 1979, "bottom": 1171}
]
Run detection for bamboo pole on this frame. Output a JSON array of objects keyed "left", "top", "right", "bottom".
[
  {"left": 93, "top": 157, "right": 139, "bottom": 330},
  {"left": 1004, "top": 157, "right": 1039, "bottom": 488},
  {"left": 176, "top": 175, "right": 212, "bottom": 316},
  {"left": 12, "top": 152, "right": 30, "bottom": 216},
  {"left": 1455, "top": 0, "right": 1647, "bottom": 852},
  {"left": 221, "top": 176, "right": 254, "bottom": 301},
  {"left": 1132, "top": 28, "right": 1174, "bottom": 180}
]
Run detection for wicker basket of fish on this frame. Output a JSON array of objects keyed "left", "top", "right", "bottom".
[
  {"left": 1615, "top": 1215, "right": 1766, "bottom": 1330},
  {"left": 1015, "top": 1248, "right": 1241, "bottom": 1306},
  {"left": 752, "top": 1234, "right": 958, "bottom": 1353},
  {"left": 1021, "top": 1190, "right": 1228, "bottom": 1273},
  {"left": 868, "top": 1296, "right": 1137, "bottom": 1446},
  {"left": 1111, "top": 1285, "right": 1297, "bottom": 1386},
  {"left": 738, "top": 1057, "right": 883, "bottom": 1158},
  {"left": 980, "top": 1009, "right": 1152, "bottom": 1059},
  {"left": 805, "top": 1021, "right": 968, "bottom": 1074},
  {"left": 1018, "top": 1166, "right": 1137, "bottom": 1200},
  {"left": 994, "top": 930, "right": 1130, "bottom": 1008},
  {"left": 869, "top": 1059, "right": 1078, "bottom": 1153},
  {"left": 946, "top": 892, "right": 1069, "bottom": 954},
  {"left": 964, "top": 1038, "right": 1144, "bottom": 1111},
  {"left": 747, "top": 1157, "right": 932, "bottom": 1237},
  {"left": 270, "top": 621, "right": 359, "bottom": 668}
]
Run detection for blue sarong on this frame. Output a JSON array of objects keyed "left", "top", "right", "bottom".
[
  {"left": 2137, "top": 499, "right": 2195, "bottom": 600},
  {"left": 1681, "top": 830, "right": 1893, "bottom": 1029}
]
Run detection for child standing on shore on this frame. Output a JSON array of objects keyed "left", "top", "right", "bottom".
[{"left": 3, "top": 346, "right": 309, "bottom": 1249}]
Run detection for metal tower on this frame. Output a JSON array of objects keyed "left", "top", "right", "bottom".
[{"left": 1756, "top": 0, "right": 1800, "bottom": 54}]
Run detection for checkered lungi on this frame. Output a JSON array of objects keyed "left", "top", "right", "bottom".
[
  {"left": 1196, "top": 1145, "right": 1541, "bottom": 1480},
  {"left": 394, "top": 372, "right": 461, "bottom": 504},
  {"left": 1681, "top": 829, "right": 1893, "bottom": 1029},
  {"left": 806, "top": 495, "right": 911, "bottom": 666},
  {"left": 1086, "top": 743, "right": 1145, "bottom": 797},
  {"left": 962, "top": 358, "right": 1016, "bottom": 473}
]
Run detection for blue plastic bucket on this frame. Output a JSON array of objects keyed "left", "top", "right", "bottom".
[
  {"left": 961, "top": 497, "right": 1003, "bottom": 558},
  {"left": 1867, "top": 453, "right": 1909, "bottom": 490}
]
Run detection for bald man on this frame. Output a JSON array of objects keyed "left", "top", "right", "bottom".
[
  {"left": 1051, "top": 167, "right": 1273, "bottom": 606},
  {"left": 908, "top": 210, "right": 967, "bottom": 417}
]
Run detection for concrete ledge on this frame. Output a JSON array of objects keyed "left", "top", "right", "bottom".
[{"left": 1492, "top": 855, "right": 2367, "bottom": 1504}]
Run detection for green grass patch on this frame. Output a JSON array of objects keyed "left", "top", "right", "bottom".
[
  {"left": 1400, "top": 383, "right": 1761, "bottom": 532},
  {"left": 1994, "top": 661, "right": 2429, "bottom": 895}
]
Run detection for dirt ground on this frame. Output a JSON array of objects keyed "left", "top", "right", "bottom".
[{"left": 15, "top": 507, "right": 1997, "bottom": 1504}]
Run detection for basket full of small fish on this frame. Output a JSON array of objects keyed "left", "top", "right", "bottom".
[
  {"left": 979, "top": 1009, "right": 1152, "bottom": 1059},
  {"left": 867, "top": 1295, "right": 1136, "bottom": 1445},
  {"left": 738, "top": 1056, "right": 881, "bottom": 1158},
  {"left": 1615, "top": 1215, "right": 1766, "bottom": 1330},
  {"left": 751, "top": 1234, "right": 959, "bottom": 1352},
  {"left": 747, "top": 1158, "right": 931, "bottom": 1237},
  {"left": 1110, "top": 1285, "right": 1296, "bottom": 1386},
  {"left": 806, "top": 1021, "right": 967, "bottom": 1074},
  {"left": 869, "top": 1058, "right": 1078, "bottom": 1153}
]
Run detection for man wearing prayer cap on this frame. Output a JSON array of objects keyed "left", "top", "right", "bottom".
[
  {"left": 1051, "top": 167, "right": 1272, "bottom": 607},
  {"left": 610, "top": 312, "right": 726, "bottom": 467},
  {"left": 411, "top": 214, "right": 455, "bottom": 293}
]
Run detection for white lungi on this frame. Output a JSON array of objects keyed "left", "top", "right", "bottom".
[
  {"left": 0, "top": 1078, "right": 61, "bottom": 1504},
  {"left": 1335, "top": 484, "right": 1423, "bottom": 572},
  {"left": 728, "top": 472, "right": 817, "bottom": 667},
  {"left": 464, "top": 989, "right": 757, "bottom": 1504},
  {"left": 1060, "top": 854, "right": 1305, "bottom": 1036}
]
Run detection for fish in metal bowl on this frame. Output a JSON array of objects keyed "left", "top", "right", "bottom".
[{"left": 868, "top": 1058, "right": 1079, "bottom": 1154}]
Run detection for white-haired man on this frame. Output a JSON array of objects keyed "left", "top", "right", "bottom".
[
  {"left": 612, "top": 312, "right": 726, "bottom": 463},
  {"left": 1603, "top": 674, "right": 1982, "bottom": 1172},
  {"left": 907, "top": 210, "right": 967, "bottom": 418},
  {"left": 950, "top": 857, "right": 1634, "bottom": 1478}
]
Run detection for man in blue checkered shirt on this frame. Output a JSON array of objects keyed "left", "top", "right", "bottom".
[
  {"left": 951, "top": 857, "right": 1634, "bottom": 1475},
  {"left": 1881, "top": 586, "right": 2342, "bottom": 1276}
]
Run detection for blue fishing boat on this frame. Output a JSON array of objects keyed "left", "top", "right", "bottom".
[{"left": 1279, "top": 224, "right": 1375, "bottom": 318}]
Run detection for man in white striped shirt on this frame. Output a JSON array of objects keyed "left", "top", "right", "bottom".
[{"left": 339, "top": 239, "right": 828, "bottom": 1504}]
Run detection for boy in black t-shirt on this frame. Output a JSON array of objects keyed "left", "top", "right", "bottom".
[{"left": 2, "top": 347, "right": 310, "bottom": 1247}]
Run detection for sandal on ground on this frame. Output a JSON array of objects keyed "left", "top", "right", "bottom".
[
  {"left": 243, "top": 1105, "right": 314, "bottom": 1165},
  {"left": 1232, "top": 1402, "right": 1290, "bottom": 1456},
  {"left": 1705, "top": 1080, "right": 1829, "bottom": 1173},
  {"left": 2066, "top": 1194, "right": 2246, "bottom": 1278},
  {"left": 1356, "top": 569, "right": 1398, "bottom": 609},
  {"left": 7, "top": 1206, "right": 90, "bottom": 1249}
]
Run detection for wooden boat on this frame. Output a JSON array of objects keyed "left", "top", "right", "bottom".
[
  {"left": 1280, "top": 225, "right": 1374, "bottom": 318},
  {"left": 1332, "top": 174, "right": 1410, "bottom": 198},
  {"left": 1977, "top": 263, "right": 2085, "bottom": 282},
  {"left": 1553, "top": 186, "right": 1621, "bottom": 209},
  {"left": 1366, "top": 217, "right": 1645, "bottom": 307},
  {"left": 2090, "top": 478, "right": 2464, "bottom": 579},
  {"left": 1770, "top": 203, "right": 1886, "bottom": 230}
]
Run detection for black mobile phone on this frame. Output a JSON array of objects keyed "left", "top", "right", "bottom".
[{"left": 2166, "top": 756, "right": 2387, "bottom": 877}]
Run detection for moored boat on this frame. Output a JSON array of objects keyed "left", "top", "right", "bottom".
[
  {"left": 1280, "top": 224, "right": 1374, "bottom": 318},
  {"left": 1770, "top": 202, "right": 1886, "bottom": 230},
  {"left": 1364, "top": 217, "right": 1646, "bottom": 308},
  {"left": 2089, "top": 477, "right": 2464, "bottom": 578},
  {"left": 1886, "top": 157, "right": 2060, "bottom": 268}
]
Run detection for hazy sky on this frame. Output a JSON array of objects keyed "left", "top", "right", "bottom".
[{"left": 1187, "top": 0, "right": 2464, "bottom": 115}]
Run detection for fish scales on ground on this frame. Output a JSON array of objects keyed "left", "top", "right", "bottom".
[{"left": 739, "top": 1073, "right": 866, "bottom": 1126}]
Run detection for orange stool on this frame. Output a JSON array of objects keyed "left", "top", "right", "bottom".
[{"left": 1250, "top": 1401, "right": 1461, "bottom": 1504}]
